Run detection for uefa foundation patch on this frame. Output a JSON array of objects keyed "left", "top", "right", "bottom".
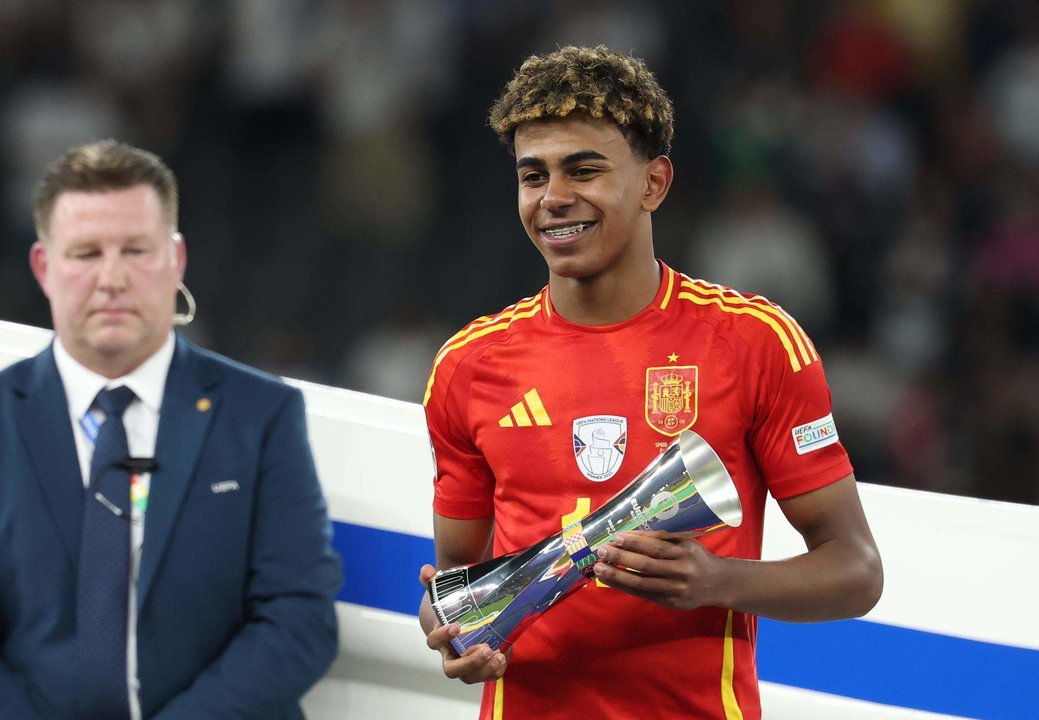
[{"left": 792, "top": 413, "right": 839, "bottom": 455}]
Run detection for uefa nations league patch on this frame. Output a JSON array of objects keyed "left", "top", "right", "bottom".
[
  {"left": 791, "top": 413, "right": 839, "bottom": 455},
  {"left": 573, "top": 415, "right": 627, "bottom": 481}
]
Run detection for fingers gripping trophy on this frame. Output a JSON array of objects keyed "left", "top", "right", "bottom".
[{"left": 428, "top": 430, "right": 743, "bottom": 655}]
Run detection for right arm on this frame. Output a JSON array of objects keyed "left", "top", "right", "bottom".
[
  {"left": 420, "top": 343, "right": 507, "bottom": 683},
  {"left": 418, "top": 513, "right": 509, "bottom": 684}
]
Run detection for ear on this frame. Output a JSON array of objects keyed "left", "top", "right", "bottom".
[
  {"left": 171, "top": 232, "right": 187, "bottom": 281},
  {"left": 641, "top": 156, "right": 674, "bottom": 213},
  {"left": 29, "top": 241, "right": 51, "bottom": 299}
]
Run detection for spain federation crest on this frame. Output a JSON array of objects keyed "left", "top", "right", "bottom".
[
  {"left": 645, "top": 365, "right": 698, "bottom": 436},
  {"left": 572, "top": 415, "right": 627, "bottom": 482}
]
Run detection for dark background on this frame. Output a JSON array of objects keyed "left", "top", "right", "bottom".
[{"left": 2, "top": 0, "right": 1037, "bottom": 504}]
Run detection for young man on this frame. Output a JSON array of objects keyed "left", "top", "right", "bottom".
[
  {"left": 419, "top": 46, "right": 882, "bottom": 719},
  {"left": 0, "top": 140, "right": 341, "bottom": 719}
]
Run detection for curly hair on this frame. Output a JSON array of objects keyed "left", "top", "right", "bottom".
[
  {"left": 488, "top": 45, "right": 674, "bottom": 160},
  {"left": 33, "top": 139, "right": 178, "bottom": 240}
]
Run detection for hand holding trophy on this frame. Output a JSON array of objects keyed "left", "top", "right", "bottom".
[{"left": 428, "top": 429, "right": 743, "bottom": 655}]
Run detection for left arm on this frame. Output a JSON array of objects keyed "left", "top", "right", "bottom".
[
  {"left": 593, "top": 473, "right": 883, "bottom": 621},
  {"left": 153, "top": 389, "right": 342, "bottom": 719}
]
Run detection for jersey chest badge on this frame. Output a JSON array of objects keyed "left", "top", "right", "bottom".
[
  {"left": 645, "top": 365, "right": 699, "bottom": 437},
  {"left": 572, "top": 415, "right": 627, "bottom": 482}
]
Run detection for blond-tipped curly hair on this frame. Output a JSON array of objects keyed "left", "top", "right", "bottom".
[{"left": 488, "top": 45, "right": 674, "bottom": 160}]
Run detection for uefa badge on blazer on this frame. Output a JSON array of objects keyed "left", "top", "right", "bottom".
[{"left": 428, "top": 429, "right": 742, "bottom": 655}]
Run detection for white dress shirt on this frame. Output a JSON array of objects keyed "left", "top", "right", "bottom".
[{"left": 54, "top": 334, "right": 175, "bottom": 720}]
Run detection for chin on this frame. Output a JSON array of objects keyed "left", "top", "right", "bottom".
[
  {"left": 88, "top": 330, "right": 141, "bottom": 356},
  {"left": 545, "top": 256, "right": 602, "bottom": 281}
]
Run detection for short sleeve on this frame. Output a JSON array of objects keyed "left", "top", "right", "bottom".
[
  {"left": 747, "top": 320, "right": 854, "bottom": 500},
  {"left": 423, "top": 349, "right": 496, "bottom": 518}
]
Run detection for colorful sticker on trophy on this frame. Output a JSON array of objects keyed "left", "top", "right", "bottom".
[{"left": 561, "top": 520, "right": 596, "bottom": 573}]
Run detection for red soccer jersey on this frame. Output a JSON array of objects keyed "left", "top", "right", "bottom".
[{"left": 424, "top": 261, "right": 853, "bottom": 720}]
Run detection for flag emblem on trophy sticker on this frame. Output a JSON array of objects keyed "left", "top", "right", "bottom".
[
  {"left": 645, "top": 365, "right": 698, "bottom": 437},
  {"left": 572, "top": 415, "right": 627, "bottom": 482}
]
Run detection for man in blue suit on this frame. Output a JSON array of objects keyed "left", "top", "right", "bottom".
[{"left": 0, "top": 140, "right": 342, "bottom": 719}]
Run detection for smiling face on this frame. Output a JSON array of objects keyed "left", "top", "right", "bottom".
[
  {"left": 514, "top": 114, "right": 671, "bottom": 288},
  {"left": 30, "top": 184, "right": 186, "bottom": 378}
]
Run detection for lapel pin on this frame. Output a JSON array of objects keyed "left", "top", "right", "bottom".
[{"left": 196, "top": 397, "right": 212, "bottom": 412}]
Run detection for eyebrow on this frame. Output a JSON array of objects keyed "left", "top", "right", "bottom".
[{"left": 516, "top": 150, "right": 609, "bottom": 170}]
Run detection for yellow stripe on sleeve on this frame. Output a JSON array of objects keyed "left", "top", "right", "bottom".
[
  {"left": 775, "top": 303, "right": 820, "bottom": 362},
  {"left": 683, "top": 279, "right": 813, "bottom": 367},
  {"left": 434, "top": 294, "right": 542, "bottom": 364},
  {"left": 423, "top": 296, "right": 543, "bottom": 405},
  {"left": 677, "top": 290, "right": 803, "bottom": 372}
]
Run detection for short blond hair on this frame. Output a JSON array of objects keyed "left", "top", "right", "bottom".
[
  {"left": 488, "top": 45, "right": 674, "bottom": 160},
  {"left": 33, "top": 139, "right": 178, "bottom": 239}
]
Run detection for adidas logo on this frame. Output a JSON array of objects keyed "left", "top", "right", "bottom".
[{"left": 499, "top": 389, "right": 552, "bottom": 427}]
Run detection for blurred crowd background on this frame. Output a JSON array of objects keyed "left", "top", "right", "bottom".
[{"left": 1, "top": 0, "right": 1037, "bottom": 505}]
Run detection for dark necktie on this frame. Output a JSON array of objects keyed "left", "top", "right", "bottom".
[{"left": 76, "top": 385, "right": 136, "bottom": 720}]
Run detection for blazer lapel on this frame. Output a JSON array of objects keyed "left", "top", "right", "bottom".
[
  {"left": 12, "top": 346, "right": 84, "bottom": 567},
  {"left": 138, "top": 338, "right": 218, "bottom": 609}
]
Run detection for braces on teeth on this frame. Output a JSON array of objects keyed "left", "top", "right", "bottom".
[{"left": 545, "top": 224, "right": 586, "bottom": 237}]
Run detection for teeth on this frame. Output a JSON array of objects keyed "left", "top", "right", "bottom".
[{"left": 544, "top": 224, "right": 586, "bottom": 238}]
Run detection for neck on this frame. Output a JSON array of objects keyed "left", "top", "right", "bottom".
[{"left": 548, "top": 257, "right": 661, "bottom": 326}]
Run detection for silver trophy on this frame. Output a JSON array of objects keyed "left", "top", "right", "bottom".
[{"left": 428, "top": 429, "right": 743, "bottom": 654}]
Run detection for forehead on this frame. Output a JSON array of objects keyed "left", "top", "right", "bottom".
[
  {"left": 48, "top": 185, "right": 166, "bottom": 241},
  {"left": 513, "top": 115, "right": 634, "bottom": 163}
]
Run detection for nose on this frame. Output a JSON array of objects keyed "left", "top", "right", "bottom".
[
  {"left": 96, "top": 249, "right": 127, "bottom": 292},
  {"left": 540, "top": 175, "right": 575, "bottom": 213}
]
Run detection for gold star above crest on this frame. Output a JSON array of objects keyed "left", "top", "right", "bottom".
[{"left": 667, "top": 352, "right": 679, "bottom": 363}]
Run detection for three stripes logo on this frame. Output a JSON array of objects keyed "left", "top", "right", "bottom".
[{"left": 499, "top": 389, "right": 552, "bottom": 428}]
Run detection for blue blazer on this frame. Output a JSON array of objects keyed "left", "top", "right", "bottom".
[{"left": 0, "top": 337, "right": 342, "bottom": 719}]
